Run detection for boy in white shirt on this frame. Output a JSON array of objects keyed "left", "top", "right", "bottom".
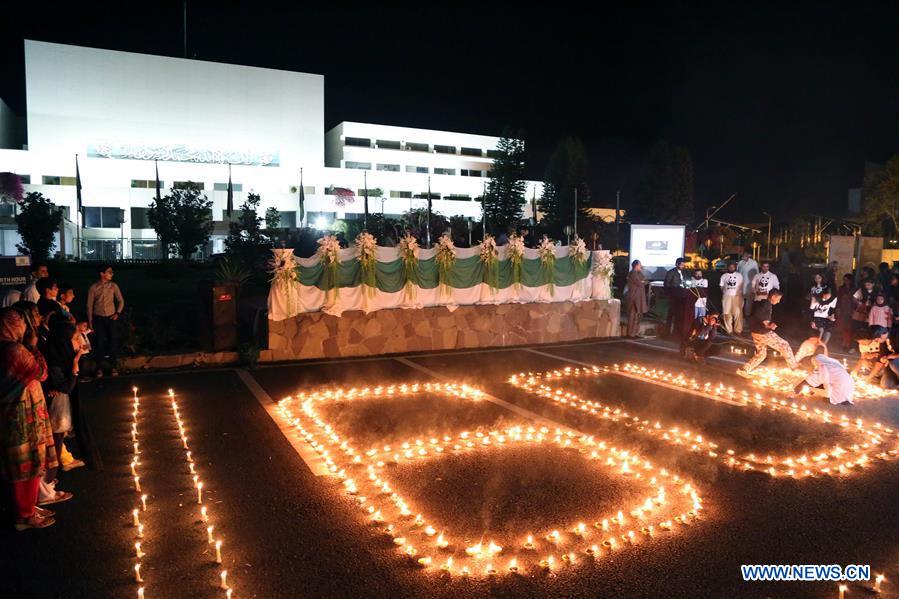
[
  {"left": 751, "top": 261, "right": 780, "bottom": 303},
  {"left": 719, "top": 262, "right": 744, "bottom": 334}
]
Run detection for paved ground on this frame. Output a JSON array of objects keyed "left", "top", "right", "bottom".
[{"left": 2, "top": 338, "right": 898, "bottom": 598}]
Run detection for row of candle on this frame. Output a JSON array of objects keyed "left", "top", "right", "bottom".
[
  {"left": 167, "top": 389, "right": 234, "bottom": 597},
  {"left": 508, "top": 365, "right": 898, "bottom": 478},
  {"left": 277, "top": 383, "right": 703, "bottom": 577},
  {"left": 128, "top": 387, "right": 148, "bottom": 599},
  {"left": 749, "top": 365, "right": 896, "bottom": 402}
]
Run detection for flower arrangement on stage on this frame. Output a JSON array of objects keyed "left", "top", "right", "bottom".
[
  {"left": 268, "top": 249, "right": 300, "bottom": 316},
  {"left": 507, "top": 234, "right": 525, "bottom": 286},
  {"left": 569, "top": 235, "right": 589, "bottom": 265},
  {"left": 435, "top": 233, "right": 456, "bottom": 294},
  {"left": 355, "top": 232, "right": 378, "bottom": 293},
  {"left": 591, "top": 250, "right": 614, "bottom": 282},
  {"left": 399, "top": 233, "right": 420, "bottom": 296},
  {"left": 479, "top": 234, "right": 499, "bottom": 289},
  {"left": 317, "top": 235, "right": 342, "bottom": 299},
  {"left": 538, "top": 235, "right": 556, "bottom": 290}
]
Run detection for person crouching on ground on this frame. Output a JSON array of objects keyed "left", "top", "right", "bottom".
[
  {"left": 849, "top": 326, "right": 895, "bottom": 383},
  {"left": 0, "top": 308, "right": 58, "bottom": 530},
  {"left": 683, "top": 311, "right": 720, "bottom": 364},
  {"left": 737, "top": 289, "right": 798, "bottom": 377},
  {"left": 809, "top": 286, "right": 837, "bottom": 346},
  {"left": 792, "top": 341, "right": 855, "bottom": 406}
]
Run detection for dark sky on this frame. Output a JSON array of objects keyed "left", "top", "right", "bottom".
[{"left": 1, "top": 2, "right": 897, "bottom": 222}]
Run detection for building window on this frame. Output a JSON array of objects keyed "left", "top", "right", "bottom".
[
  {"left": 434, "top": 145, "right": 456, "bottom": 154},
  {"left": 390, "top": 191, "right": 412, "bottom": 199},
  {"left": 289, "top": 185, "right": 315, "bottom": 194},
  {"left": 405, "top": 142, "right": 428, "bottom": 152},
  {"left": 213, "top": 182, "right": 244, "bottom": 192},
  {"left": 17, "top": 174, "right": 31, "bottom": 184},
  {"left": 42, "top": 176, "right": 77, "bottom": 186},
  {"left": 461, "top": 169, "right": 482, "bottom": 177},
  {"left": 84, "top": 240, "right": 121, "bottom": 262},
  {"left": 131, "top": 179, "right": 164, "bottom": 189},
  {"left": 433, "top": 168, "right": 456, "bottom": 176},
  {"left": 460, "top": 147, "right": 483, "bottom": 157},
  {"left": 376, "top": 139, "right": 401, "bottom": 150},
  {"left": 485, "top": 150, "right": 500, "bottom": 159},
  {"left": 130, "top": 207, "right": 152, "bottom": 229},
  {"left": 377, "top": 164, "right": 400, "bottom": 172},
  {"left": 0, "top": 204, "right": 15, "bottom": 217},
  {"left": 173, "top": 181, "right": 204, "bottom": 190},
  {"left": 345, "top": 161, "right": 372, "bottom": 170},
  {"left": 345, "top": 137, "right": 371, "bottom": 147},
  {"left": 132, "top": 241, "right": 162, "bottom": 260},
  {"left": 413, "top": 192, "right": 441, "bottom": 199},
  {"left": 84, "top": 206, "right": 124, "bottom": 228},
  {"left": 278, "top": 211, "right": 297, "bottom": 228},
  {"left": 446, "top": 194, "right": 472, "bottom": 201},
  {"left": 405, "top": 166, "right": 429, "bottom": 174}
]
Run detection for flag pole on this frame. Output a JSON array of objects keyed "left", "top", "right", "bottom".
[
  {"left": 75, "top": 154, "right": 82, "bottom": 260},
  {"left": 363, "top": 170, "right": 369, "bottom": 231},
  {"left": 298, "top": 167, "right": 305, "bottom": 228},
  {"left": 426, "top": 176, "right": 432, "bottom": 247},
  {"left": 573, "top": 187, "right": 578, "bottom": 239}
]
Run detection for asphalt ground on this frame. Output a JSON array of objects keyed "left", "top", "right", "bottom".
[{"left": 1, "top": 339, "right": 898, "bottom": 599}]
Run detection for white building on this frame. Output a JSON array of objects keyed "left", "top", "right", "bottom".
[{"left": 0, "top": 40, "right": 540, "bottom": 260}]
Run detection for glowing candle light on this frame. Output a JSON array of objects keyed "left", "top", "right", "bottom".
[
  {"left": 130, "top": 462, "right": 137, "bottom": 476},
  {"left": 140, "top": 494, "right": 148, "bottom": 511},
  {"left": 220, "top": 570, "right": 228, "bottom": 589},
  {"left": 436, "top": 533, "right": 448, "bottom": 548},
  {"left": 134, "top": 563, "right": 143, "bottom": 582},
  {"left": 508, "top": 558, "right": 518, "bottom": 573},
  {"left": 215, "top": 540, "right": 222, "bottom": 563},
  {"left": 132, "top": 509, "right": 140, "bottom": 527},
  {"left": 134, "top": 476, "right": 141, "bottom": 493},
  {"left": 168, "top": 388, "right": 174, "bottom": 397},
  {"left": 839, "top": 584, "right": 847, "bottom": 599},
  {"left": 226, "top": 590, "right": 232, "bottom": 599},
  {"left": 137, "top": 524, "right": 144, "bottom": 538},
  {"left": 186, "top": 451, "right": 193, "bottom": 463},
  {"left": 207, "top": 525, "right": 215, "bottom": 543},
  {"left": 874, "top": 574, "right": 885, "bottom": 592},
  {"left": 200, "top": 506, "right": 208, "bottom": 523},
  {"left": 138, "top": 587, "right": 144, "bottom": 599},
  {"left": 132, "top": 386, "right": 138, "bottom": 397},
  {"left": 197, "top": 482, "right": 203, "bottom": 504},
  {"left": 135, "top": 541, "right": 143, "bottom": 558},
  {"left": 523, "top": 535, "right": 535, "bottom": 549}
]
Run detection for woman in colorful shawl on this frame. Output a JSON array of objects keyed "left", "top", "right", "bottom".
[{"left": 0, "top": 308, "right": 57, "bottom": 530}]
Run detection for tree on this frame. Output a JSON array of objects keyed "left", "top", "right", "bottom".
[
  {"left": 264, "top": 206, "right": 281, "bottom": 229},
  {"left": 401, "top": 207, "right": 448, "bottom": 242},
  {"left": 225, "top": 192, "right": 271, "bottom": 267},
  {"left": 538, "top": 137, "right": 591, "bottom": 237},
  {"left": 861, "top": 155, "right": 899, "bottom": 236},
  {"left": 15, "top": 191, "right": 63, "bottom": 261},
  {"left": 632, "top": 140, "right": 695, "bottom": 225},
  {"left": 148, "top": 182, "right": 213, "bottom": 260},
  {"left": 484, "top": 130, "right": 526, "bottom": 234}
]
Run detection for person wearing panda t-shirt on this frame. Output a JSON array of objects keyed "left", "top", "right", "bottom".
[
  {"left": 809, "top": 286, "right": 837, "bottom": 345},
  {"left": 750, "top": 262, "right": 780, "bottom": 305},
  {"left": 719, "top": 262, "right": 744, "bottom": 334}
]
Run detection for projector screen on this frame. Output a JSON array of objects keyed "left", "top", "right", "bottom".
[{"left": 629, "top": 224, "right": 686, "bottom": 280}]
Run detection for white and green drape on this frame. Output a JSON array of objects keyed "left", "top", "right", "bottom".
[{"left": 268, "top": 247, "right": 613, "bottom": 320}]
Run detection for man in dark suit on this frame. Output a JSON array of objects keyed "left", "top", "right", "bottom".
[{"left": 664, "top": 257, "right": 687, "bottom": 337}]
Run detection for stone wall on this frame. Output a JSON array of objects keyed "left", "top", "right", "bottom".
[{"left": 263, "top": 299, "right": 620, "bottom": 362}]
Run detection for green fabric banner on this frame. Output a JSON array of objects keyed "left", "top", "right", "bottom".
[{"left": 299, "top": 255, "right": 591, "bottom": 292}]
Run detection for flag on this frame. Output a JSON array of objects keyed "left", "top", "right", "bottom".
[
  {"left": 75, "top": 155, "right": 83, "bottom": 216},
  {"left": 226, "top": 164, "right": 233, "bottom": 218},
  {"left": 363, "top": 171, "right": 369, "bottom": 230},
  {"left": 154, "top": 159, "right": 162, "bottom": 204},
  {"left": 531, "top": 187, "right": 537, "bottom": 225},
  {"left": 426, "top": 178, "right": 432, "bottom": 247},
  {"left": 298, "top": 168, "right": 305, "bottom": 227}
]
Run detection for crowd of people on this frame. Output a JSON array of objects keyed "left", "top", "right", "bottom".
[
  {"left": 0, "top": 263, "right": 124, "bottom": 530},
  {"left": 625, "top": 251, "right": 899, "bottom": 407}
]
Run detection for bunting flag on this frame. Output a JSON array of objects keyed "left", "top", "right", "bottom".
[
  {"left": 298, "top": 168, "right": 305, "bottom": 227},
  {"left": 226, "top": 164, "right": 234, "bottom": 218}
]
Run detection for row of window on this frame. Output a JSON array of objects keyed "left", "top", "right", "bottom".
[
  {"left": 344, "top": 137, "right": 498, "bottom": 158},
  {"left": 42, "top": 177, "right": 247, "bottom": 192},
  {"left": 86, "top": 207, "right": 300, "bottom": 229},
  {"left": 345, "top": 162, "right": 482, "bottom": 177}
]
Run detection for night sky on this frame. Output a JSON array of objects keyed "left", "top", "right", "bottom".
[{"left": 1, "top": 2, "right": 897, "bottom": 221}]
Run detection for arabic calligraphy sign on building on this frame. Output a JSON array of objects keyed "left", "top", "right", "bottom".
[{"left": 87, "top": 142, "right": 280, "bottom": 167}]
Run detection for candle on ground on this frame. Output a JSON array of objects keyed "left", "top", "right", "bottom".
[
  {"left": 874, "top": 574, "right": 885, "bottom": 592},
  {"left": 137, "top": 524, "right": 144, "bottom": 538},
  {"left": 134, "top": 563, "right": 143, "bottom": 582},
  {"left": 207, "top": 525, "right": 214, "bottom": 543},
  {"left": 200, "top": 506, "right": 208, "bottom": 523},
  {"left": 132, "top": 509, "right": 140, "bottom": 527},
  {"left": 134, "top": 476, "right": 141, "bottom": 493},
  {"left": 220, "top": 570, "right": 228, "bottom": 589},
  {"left": 197, "top": 482, "right": 203, "bottom": 504},
  {"left": 226, "top": 589, "right": 232, "bottom": 599},
  {"left": 839, "top": 584, "right": 847, "bottom": 599},
  {"left": 141, "top": 494, "right": 148, "bottom": 511},
  {"left": 138, "top": 587, "right": 144, "bottom": 599},
  {"left": 215, "top": 540, "right": 223, "bottom": 564},
  {"left": 135, "top": 542, "right": 143, "bottom": 558}
]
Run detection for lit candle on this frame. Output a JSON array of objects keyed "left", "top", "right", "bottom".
[
  {"left": 186, "top": 451, "right": 193, "bottom": 463},
  {"left": 130, "top": 462, "right": 137, "bottom": 476},
  {"left": 200, "top": 506, "right": 208, "bottom": 523},
  {"left": 839, "top": 584, "right": 847, "bottom": 599},
  {"left": 215, "top": 540, "right": 222, "bottom": 563},
  {"left": 207, "top": 525, "right": 215, "bottom": 543},
  {"left": 226, "top": 590, "right": 232, "bottom": 599},
  {"left": 874, "top": 574, "right": 885, "bottom": 592},
  {"left": 134, "top": 562, "right": 143, "bottom": 582},
  {"left": 137, "top": 524, "right": 144, "bottom": 538},
  {"left": 189, "top": 463, "right": 196, "bottom": 475},
  {"left": 132, "top": 509, "right": 140, "bottom": 527},
  {"left": 220, "top": 570, "right": 228, "bottom": 589},
  {"left": 168, "top": 388, "right": 174, "bottom": 397},
  {"left": 197, "top": 482, "right": 203, "bottom": 504},
  {"left": 141, "top": 494, "right": 148, "bottom": 511},
  {"left": 134, "top": 476, "right": 141, "bottom": 493},
  {"left": 132, "top": 386, "right": 138, "bottom": 397},
  {"left": 135, "top": 541, "right": 143, "bottom": 558},
  {"left": 138, "top": 587, "right": 144, "bottom": 599}
]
